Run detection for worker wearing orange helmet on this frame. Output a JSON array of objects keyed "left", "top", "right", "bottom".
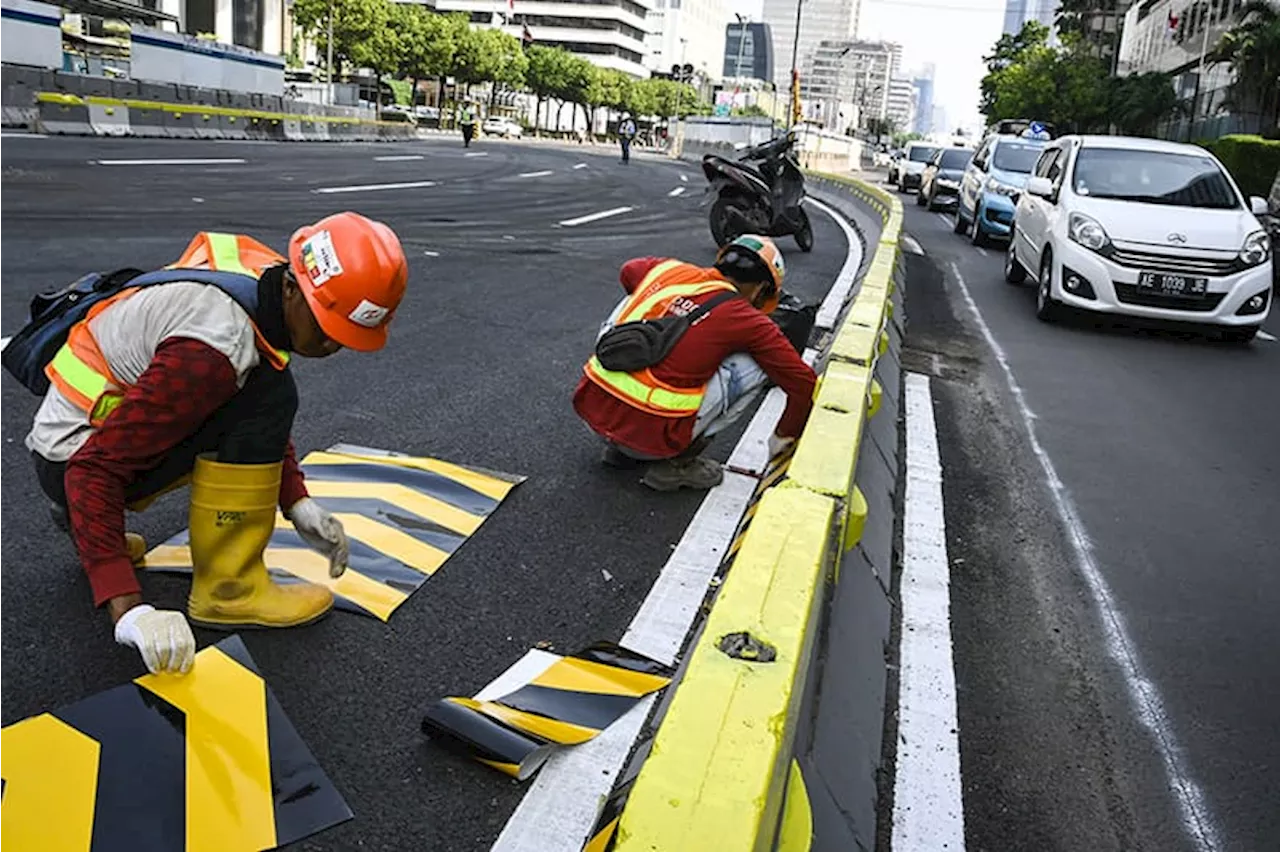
[{"left": 25, "top": 211, "right": 408, "bottom": 675}]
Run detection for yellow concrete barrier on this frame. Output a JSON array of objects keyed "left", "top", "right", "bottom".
[{"left": 614, "top": 173, "right": 905, "bottom": 851}]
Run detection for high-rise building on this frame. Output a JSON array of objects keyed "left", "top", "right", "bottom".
[
  {"left": 1001, "top": 0, "right": 1057, "bottom": 36},
  {"left": 931, "top": 103, "right": 948, "bottom": 137},
  {"left": 911, "top": 63, "right": 935, "bottom": 134},
  {"left": 797, "top": 38, "right": 896, "bottom": 131},
  {"left": 762, "top": 0, "right": 860, "bottom": 99},
  {"left": 885, "top": 76, "right": 916, "bottom": 132},
  {"left": 644, "top": 0, "right": 731, "bottom": 80},
  {"left": 722, "top": 21, "right": 774, "bottom": 81},
  {"left": 425, "top": 0, "right": 654, "bottom": 77}
]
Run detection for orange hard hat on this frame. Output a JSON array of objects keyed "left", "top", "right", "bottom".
[{"left": 288, "top": 212, "right": 408, "bottom": 352}]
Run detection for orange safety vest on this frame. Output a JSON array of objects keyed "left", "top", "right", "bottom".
[
  {"left": 582, "top": 260, "right": 737, "bottom": 418},
  {"left": 45, "top": 232, "right": 291, "bottom": 428}
]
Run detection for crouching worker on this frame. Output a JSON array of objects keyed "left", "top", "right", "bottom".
[
  {"left": 22, "top": 212, "right": 409, "bottom": 675},
  {"left": 573, "top": 235, "right": 817, "bottom": 491}
]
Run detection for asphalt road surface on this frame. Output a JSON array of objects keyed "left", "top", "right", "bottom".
[
  {"left": 896, "top": 181, "right": 1280, "bottom": 852},
  {"left": 0, "top": 135, "right": 848, "bottom": 850}
]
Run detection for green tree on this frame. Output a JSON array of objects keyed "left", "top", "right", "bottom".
[
  {"left": 290, "top": 0, "right": 391, "bottom": 82},
  {"left": 394, "top": 6, "right": 462, "bottom": 106},
  {"left": 526, "top": 45, "right": 572, "bottom": 133},
  {"left": 555, "top": 52, "right": 593, "bottom": 131},
  {"left": 624, "top": 78, "right": 660, "bottom": 118},
  {"left": 1210, "top": 0, "right": 1280, "bottom": 135},
  {"left": 1108, "top": 71, "right": 1178, "bottom": 136},
  {"left": 585, "top": 67, "right": 630, "bottom": 134}
]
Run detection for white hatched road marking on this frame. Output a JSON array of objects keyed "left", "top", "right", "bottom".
[
  {"left": 374, "top": 155, "right": 424, "bottom": 161},
  {"left": 893, "top": 373, "right": 966, "bottom": 852},
  {"left": 668, "top": 186, "right": 685, "bottom": 197},
  {"left": 94, "top": 158, "right": 246, "bottom": 166},
  {"left": 312, "top": 180, "right": 436, "bottom": 194},
  {"left": 519, "top": 170, "right": 554, "bottom": 178},
  {"left": 558, "top": 206, "right": 633, "bottom": 227},
  {"left": 935, "top": 212, "right": 954, "bottom": 229},
  {"left": 949, "top": 262, "right": 1224, "bottom": 852},
  {"left": 491, "top": 203, "right": 861, "bottom": 852}
]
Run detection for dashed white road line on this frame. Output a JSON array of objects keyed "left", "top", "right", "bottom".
[
  {"left": 312, "top": 180, "right": 436, "bottom": 194},
  {"left": 465, "top": 151, "right": 488, "bottom": 158},
  {"left": 573, "top": 162, "right": 588, "bottom": 169},
  {"left": 902, "top": 234, "right": 925, "bottom": 255},
  {"left": 519, "top": 170, "right": 554, "bottom": 178},
  {"left": 1258, "top": 330, "right": 1277, "bottom": 342},
  {"left": 93, "top": 158, "right": 246, "bottom": 166},
  {"left": 668, "top": 186, "right": 685, "bottom": 197},
  {"left": 423, "top": 250, "right": 440, "bottom": 257},
  {"left": 949, "top": 262, "right": 1224, "bottom": 852},
  {"left": 374, "top": 154, "right": 424, "bottom": 161},
  {"left": 558, "top": 206, "right": 633, "bottom": 227},
  {"left": 935, "top": 212, "right": 954, "bottom": 229},
  {"left": 1, "top": 132, "right": 48, "bottom": 138},
  {"left": 680, "top": 173, "right": 688, "bottom": 182},
  {"left": 893, "top": 373, "right": 966, "bottom": 852}
]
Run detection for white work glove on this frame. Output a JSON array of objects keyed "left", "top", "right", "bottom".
[
  {"left": 767, "top": 433, "right": 796, "bottom": 459},
  {"left": 288, "top": 497, "right": 349, "bottom": 578},
  {"left": 115, "top": 604, "right": 195, "bottom": 675}
]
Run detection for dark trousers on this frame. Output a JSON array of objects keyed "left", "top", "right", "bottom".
[
  {"left": 34, "top": 363, "right": 298, "bottom": 524},
  {"left": 620, "top": 137, "right": 631, "bottom": 163},
  {"left": 462, "top": 124, "right": 474, "bottom": 147}
]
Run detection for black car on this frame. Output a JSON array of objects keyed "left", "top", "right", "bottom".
[{"left": 917, "top": 147, "right": 975, "bottom": 211}]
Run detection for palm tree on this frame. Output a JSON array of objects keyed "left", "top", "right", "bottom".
[{"left": 1210, "top": 0, "right": 1280, "bottom": 135}]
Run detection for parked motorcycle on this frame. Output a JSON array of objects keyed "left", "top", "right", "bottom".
[{"left": 702, "top": 132, "right": 814, "bottom": 252}]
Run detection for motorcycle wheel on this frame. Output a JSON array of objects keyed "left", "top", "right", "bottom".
[
  {"left": 710, "top": 196, "right": 742, "bottom": 247},
  {"left": 794, "top": 208, "right": 814, "bottom": 253}
]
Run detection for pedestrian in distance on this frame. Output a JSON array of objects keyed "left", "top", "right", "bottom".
[
  {"left": 19, "top": 213, "right": 408, "bottom": 675},
  {"left": 573, "top": 235, "right": 817, "bottom": 491},
  {"left": 460, "top": 102, "right": 477, "bottom": 148},
  {"left": 618, "top": 112, "right": 637, "bottom": 164}
]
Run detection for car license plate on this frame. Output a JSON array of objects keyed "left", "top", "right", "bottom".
[{"left": 1137, "top": 271, "right": 1208, "bottom": 298}]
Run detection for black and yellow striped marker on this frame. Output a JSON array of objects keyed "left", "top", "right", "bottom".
[
  {"left": 725, "top": 441, "right": 797, "bottom": 565},
  {"left": 421, "top": 643, "right": 671, "bottom": 781},
  {"left": 143, "top": 444, "right": 524, "bottom": 622},
  {"left": 0, "top": 635, "right": 351, "bottom": 851}
]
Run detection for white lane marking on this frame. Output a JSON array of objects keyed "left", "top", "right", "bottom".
[
  {"left": 474, "top": 650, "right": 560, "bottom": 701},
  {"left": 0, "top": 336, "right": 11, "bottom": 351},
  {"left": 668, "top": 186, "right": 686, "bottom": 197},
  {"left": 558, "top": 206, "right": 633, "bottom": 227},
  {"left": 1, "top": 132, "right": 48, "bottom": 138},
  {"left": 494, "top": 205, "right": 860, "bottom": 852},
  {"left": 93, "top": 158, "right": 246, "bottom": 166},
  {"left": 192, "top": 197, "right": 205, "bottom": 203},
  {"left": 680, "top": 173, "right": 688, "bottom": 182},
  {"left": 935, "top": 213, "right": 954, "bottom": 229},
  {"left": 312, "top": 180, "right": 436, "bottom": 194},
  {"left": 808, "top": 196, "right": 863, "bottom": 330},
  {"left": 519, "top": 169, "right": 554, "bottom": 178},
  {"left": 902, "top": 235, "right": 925, "bottom": 255},
  {"left": 374, "top": 154, "right": 424, "bottom": 161},
  {"left": 423, "top": 250, "right": 440, "bottom": 257},
  {"left": 893, "top": 373, "right": 966, "bottom": 852},
  {"left": 465, "top": 152, "right": 489, "bottom": 158},
  {"left": 1258, "top": 330, "right": 1277, "bottom": 341},
  {"left": 948, "top": 262, "right": 1224, "bottom": 852},
  {"left": 975, "top": 246, "right": 991, "bottom": 256},
  {"left": 573, "top": 162, "right": 588, "bottom": 169}
]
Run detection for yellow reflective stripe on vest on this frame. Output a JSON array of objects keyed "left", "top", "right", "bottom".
[
  {"left": 50, "top": 344, "right": 124, "bottom": 422},
  {"left": 585, "top": 356, "right": 703, "bottom": 413},
  {"left": 621, "top": 280, "right": 736, "bottom": 324},
  {"left": 206, "top": 233, "right": 255, "bottom": 277}
]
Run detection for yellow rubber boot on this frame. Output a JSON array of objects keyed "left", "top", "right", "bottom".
[
  {"left": 187, "top": 455, "right": 333, "bottom": 629},
  {"left": 126, "top": 533, "right": 147, "bottom": 564}
]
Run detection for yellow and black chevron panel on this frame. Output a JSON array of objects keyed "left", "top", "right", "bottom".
[
  {"left": 581, "top": 734, "right": 654, "bottom": 852},
  {"left": 421, "top": 643, "right": 671, "bottom": 781},
  {"left": 724, "top": 443, "right": 797, "bottom": 565},
  {"left": 143, "top": 444, "right": 524, "bottom": 621},
  {"left": 1, "top": 636, "right": 350, "bottom": 852}
]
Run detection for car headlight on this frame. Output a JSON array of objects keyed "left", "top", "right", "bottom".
[
  {"left": 984, "top": 177, "right": 1019, "bottom": 197},
  {"left": 1239, "top": 229, "right": 1271, "bottom": 267},
  {"left": 1068, "top": 213, "right": 1111, "bottom": 252}
]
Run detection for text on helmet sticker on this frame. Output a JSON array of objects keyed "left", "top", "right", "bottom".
[
  {"left": 301, "top": 230, "right": 344, "bottom": 287},
  {"left": 348, "top": 299, "right": 390, "bottom": 328}
]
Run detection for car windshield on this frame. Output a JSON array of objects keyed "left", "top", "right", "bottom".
[
  {"left": 1072, "top": 148, "right": 1239, "bottom": 209},
  {"left": 940, "top": 149, "right": 973, "bottom": 169},
  {"left": 909, "top": 146, "right": 939, "bottom": 162},
  {"left": 991, "top": 141, "right": 1044, "bottom": 173}
]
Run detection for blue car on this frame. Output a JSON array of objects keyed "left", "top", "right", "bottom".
[{"left": 955, "top": 133, "right": 1048, "bottom": 246}]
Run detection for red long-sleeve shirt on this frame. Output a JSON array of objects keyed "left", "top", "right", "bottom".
[
  {"left": 65, "top": 337, "right": 308, "bottom": 606},
  {"left": 573, "top": 257, "right": 816, "bottom": 459}
]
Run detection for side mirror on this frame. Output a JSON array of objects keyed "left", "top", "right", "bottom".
[
  {"left": 1250, "top": 195, "right": 1268, "bottom": 215},
  {"left": 1027, "top": 176, "right": 1054, "bottom": 199}
]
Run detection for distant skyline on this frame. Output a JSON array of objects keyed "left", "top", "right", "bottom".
[{"left": 730, "top": 0, "right": 1006, "bottom": 135}]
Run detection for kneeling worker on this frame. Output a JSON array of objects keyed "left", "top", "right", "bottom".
[
  {"left": 573, "top": 235, "right": 816, "bottom": 491},
  {"left": 25, "top": 212, "right": 409, "bottom": 675}
]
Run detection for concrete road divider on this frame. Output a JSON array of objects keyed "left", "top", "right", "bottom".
[
  {"left": 87, "top": 100, "right": 129, "bottom": 136},
  {"left": 34, "top": 91, "right": 92, "bottom": 135},
  {"left": 615, "top": 173, "right": 906, "bottom": 852}
]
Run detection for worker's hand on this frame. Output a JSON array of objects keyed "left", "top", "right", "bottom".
[
  {"left": 114, "top": 604, "right": 195, "bottom": 675},
  {"left": 288, "top": 497, "right": 350, "bottom": 578},
  {"left": 767, "top": 433, "right": 796, "bottom": 459}
]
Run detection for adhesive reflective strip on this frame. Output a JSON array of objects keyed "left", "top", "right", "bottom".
[
  {"left": 583, "top": 817, "right": 621, "bottom": 852},
  {"left": 530, "top": 657, "right": 671, "bottom": 697},
  {"left": 304, "top": 480, "right": 485, "bottom": 536},
  {"left": 290, "top": 496, "right": 466, "bottom": 553},
  {"left": 307, "top": 450, "right": 520, "bottom": 502},
  {"left": 274, "top": 513, "right": 450, "bottom": 576},
  {"left": 137, "top": 646, "right": 276, "bottom": 852},
  {"left": 0, "top": 714, "right": 100, "bottom": 850},
  {"left": 454, "top": 697, "right": 599, "bottom": 745},
  {"left": 422, "top": 698, "right": 550, "bottom": 781},
  {"left": 495, "top": 685, "right": 641, "bottom": 732},
  {"left": 300, "top": 459, "right": 498, "bottom": 516}
]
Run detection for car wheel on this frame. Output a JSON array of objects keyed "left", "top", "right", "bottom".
[
  {"left": 1036, "top": 251, "right": 1062, "bottom": 322},
  {"left": 794, "top": 208, "right": 815, "bottom": 252},
  {"left": 1005, "top": 234, "right": 1027, "bottom": 284},
  {"left": 916, "top": 190, "right": 927, "bottom": 207},
  {"left": 953, "top": 209, "right": 969, "bottom": 235},
  {"left": 970, "top": 207, "right": 989, "bottom": 247},
  {"left": 1220, "top": 326, "right": 1259, "bottom": 344}
]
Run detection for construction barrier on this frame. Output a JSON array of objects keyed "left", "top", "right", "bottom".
[{"left": 614, "top": 173, "right": 905, "bottom": 852}]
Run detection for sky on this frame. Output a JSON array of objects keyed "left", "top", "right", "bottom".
[{"left": 730, "top": 0, "right": 1009, "bottom": 134}]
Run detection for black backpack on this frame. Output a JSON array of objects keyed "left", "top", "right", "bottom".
[
  {"left": 595, "top": 291, "right": 741, "bottom": 372},
  {"left": 2, "top": 268, "right": 262, "bottom": 397}
]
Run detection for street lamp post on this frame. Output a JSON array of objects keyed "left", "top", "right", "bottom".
[
  {"left": 786, "top": 0, "right": 804, "bottom": 128},
  {"left": 326, "top": 0, "right": 334, "bottom": 106}
]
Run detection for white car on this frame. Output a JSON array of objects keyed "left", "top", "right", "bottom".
[
  {"left": 482, "top": 116, "right": 523, "bottom": 138},
  {"left": 1006, "top": 135, "right": 1273, "bottom": 343},
  {"left": 897, "top": 141, "right": 941, "bottom": 194}
]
